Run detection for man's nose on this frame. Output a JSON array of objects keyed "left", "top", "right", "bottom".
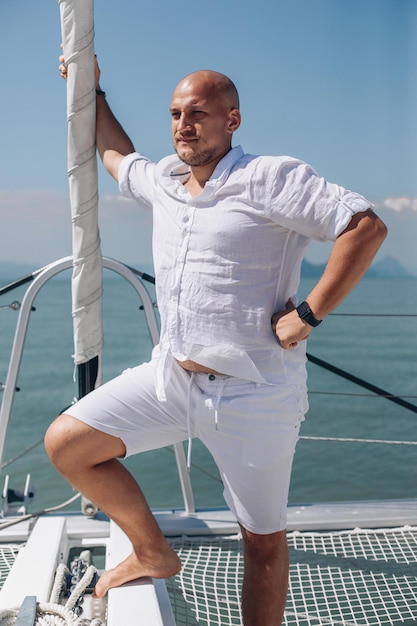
[{"left": 177, "top": 113, "right": 192, "bottom": 131}]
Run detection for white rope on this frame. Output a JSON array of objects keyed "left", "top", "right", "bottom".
[
  {"left": 0, "top": 564, "right": 104, "bottom": 625},
  {"left": 0, "top": 493, "right": 81, "bottom": 531},
  {"left": 0, "top": 603, "right": 104, "bottom": 625},
  {"left": 49, "top": 564, "right": 70, "bottom": 605},
  {"left": 0, "top": 611, "right": 17, "bottom": 626},
  {"left": 0, "top": 604, "right": 105, "bottom": 625},
  {"left": 36, "top": 603, "right": 77, "bottom": 625},
  {"left": 65, "top": 565, "right": 97, "bottom": 612},
  {"left": 0, "top": 604, "right": 74, "bottom": 626}
]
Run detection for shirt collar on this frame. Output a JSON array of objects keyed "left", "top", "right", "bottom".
[
  {"left": 164, "top": 145, "right": 244, "bottom": 188},
  {"left": 210, "top": 145, "right": 244, "bottom": 183}
]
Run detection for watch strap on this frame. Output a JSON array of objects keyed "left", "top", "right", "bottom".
[{"left": 296, "top": 301, "right": 322, "bottom": 327}]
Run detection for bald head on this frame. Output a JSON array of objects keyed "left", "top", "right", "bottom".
[
  {"left": 174, "top": 70, "right": 240, "bottom": 111},
  {"left": 170, "top": 69, "right": 241, "bottom": 169}
]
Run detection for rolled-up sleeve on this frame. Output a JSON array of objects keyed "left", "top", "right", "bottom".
[
  {"left": 118, "top": 152, "right": 156, "bottom": 210},
  {"left": 267, "top": 159, "right": 372, "bottom": 241}
]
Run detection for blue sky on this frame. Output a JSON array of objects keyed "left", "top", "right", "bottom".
[{"left": 1, "top": 0, "right": 416, "bottom": 274}]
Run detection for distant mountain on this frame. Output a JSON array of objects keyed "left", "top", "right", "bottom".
[
  {"left": 366, "top": 256, "right": 411, "bottom": 278},
  {"left": 302, "top": 255, "right": 412, "bottom": 278}
]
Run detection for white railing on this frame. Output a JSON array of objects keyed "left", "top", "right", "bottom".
[{"left": 0, "top": 257, "right": 195, "bottom": 516}]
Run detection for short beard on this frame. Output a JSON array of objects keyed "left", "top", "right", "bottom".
[{"left": 175, "top": 146, "right": 218, "bottom": 167}]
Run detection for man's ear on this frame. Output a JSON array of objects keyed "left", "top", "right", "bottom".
[{"left": 228, "top": 108, "right": 241, "bottom": 133}]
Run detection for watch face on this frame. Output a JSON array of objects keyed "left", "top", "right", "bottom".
[{"left": 297, "top": 301, "right": 321, "bottom": 326}]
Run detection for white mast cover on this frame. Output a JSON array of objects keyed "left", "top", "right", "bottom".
[{"left": 59, "top": 0, "right": 103, "bottom": 370}]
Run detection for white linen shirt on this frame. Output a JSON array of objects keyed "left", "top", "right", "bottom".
[{"left": 119, "top": 146, "right": 371, "bottom": 401}]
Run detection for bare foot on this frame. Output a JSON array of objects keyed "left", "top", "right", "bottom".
[{"left": 93, "top": 547, "right": 181, "bottom": 598}]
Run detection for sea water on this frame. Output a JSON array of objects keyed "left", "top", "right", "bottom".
[{"left": 0, "top": 271, "right": 416, "bottom": 513}]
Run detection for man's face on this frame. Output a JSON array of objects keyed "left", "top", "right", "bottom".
[{"left": 170, "top": 75, "right": 237, "bottom": 167}]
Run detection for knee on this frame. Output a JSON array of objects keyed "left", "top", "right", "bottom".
[
  {"left": 44, "top": 414, "right": 82, "bottom": 470},
  {"left": 45, "top": 414, "right": 126, "bottom": 474},
  {"left": 241, "top": 527, "right": 288, "bottom": 564}
]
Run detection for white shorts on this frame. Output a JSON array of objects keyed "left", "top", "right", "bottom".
[{"left": 64, "top": 358, "right": 305, "bottom": 534}]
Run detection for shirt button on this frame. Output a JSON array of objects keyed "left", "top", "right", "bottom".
[{"left": 209, "top": 374, "right": 216, "bottom": 381}]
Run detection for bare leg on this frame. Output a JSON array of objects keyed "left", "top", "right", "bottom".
[
  {"left": 44, "top": 414, "right": 181, "bottom": 597},
  {"left": 240, "top": 525, "right": 289, "bottom": 626}
]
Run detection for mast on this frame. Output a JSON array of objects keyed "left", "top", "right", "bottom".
[{"left": 59, "top": 0, "right": 103, "bottom": 396}]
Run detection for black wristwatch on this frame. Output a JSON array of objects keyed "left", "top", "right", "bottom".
[{"left": 296, "top": 301, "right": 322, "bottom": 327}]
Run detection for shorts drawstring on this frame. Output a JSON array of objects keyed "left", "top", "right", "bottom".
[
  {"left": 186, "top": 372, "right": 194, "bottom": 472},
  {"left": 186, "top": 373, "right": 228, "bottom": 471},
  {"left": 214, "top": 377, "right": 227, "bottom": 430}
]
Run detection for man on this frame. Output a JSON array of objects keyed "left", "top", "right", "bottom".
[{"left": 45, "top": 59, "right": 387, "bottom": 625}]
